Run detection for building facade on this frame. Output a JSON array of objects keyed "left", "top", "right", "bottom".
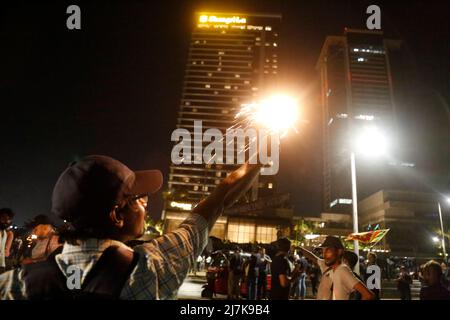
[
  {"left": 358, "top": 189, "right": 450, "bottom": 259},
  {"left": 317, "top": 29, "right": 402, "bottom": 213}
]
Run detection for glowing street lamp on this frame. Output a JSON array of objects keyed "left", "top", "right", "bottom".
[
  {"left": 350, "top": 125, "right": 389, "bottom": 274},
  {"left": 437, "top": 196, "right": 449, "bottom": 263}
]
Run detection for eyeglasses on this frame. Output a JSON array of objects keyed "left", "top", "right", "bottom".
[{"left": 115, "top": 194, "right": 149, "bottom": 212}]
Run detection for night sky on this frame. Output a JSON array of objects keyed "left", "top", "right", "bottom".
[{"left": 1, "top": 0, "right": 449, "bottom": 225}]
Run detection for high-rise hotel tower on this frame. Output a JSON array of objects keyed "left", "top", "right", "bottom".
[{"left": 163, "top": 12, "right": 291, "bottom": 243}]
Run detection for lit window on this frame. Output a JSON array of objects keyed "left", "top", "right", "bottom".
[
  {"left": 224, "top": 85, "right": 231, "bottom": 89},
  {"left": 192, "top": 108, "right": 197, "bottom": 112},
  {"left": 183, "top": 177, "right": 190, "bottom": 183},
  {"left": 216, "top": 171, "right": 221, "bottom": 177},
  {"left": 217, "top": 67, "right": 221, "bottom": 71},
  {"left": 265, "top": 26, "right": 272, "bottom": 31},
  {"left": 227, "top": 220, "right": 256, "bottom": 243},
  {"left": 214, "top": 91, "right": 218, "bottom": 95},
  {"left": 273, "top": 42, "right": 277, "bottom": 47},
  {"left": 205, "top": 84, "right": 210, "bottom": 88},
  {"left": 244, "top": 80, "right": 250, "bottom": 84},
  {"left": 203, "top": 186, "right": 208, "bottom": 192},
  {"left": 268, "top": 183, "right": 273, "bottom": 189},
  {"left": 218, "top": 51, "right": 225, "bottom": 55},
  {"left": 215, "top": 179, "right": 220, "bottom": 185},
  {"left": 256, "top": 225, "right": 277, "bottom": 243},
  {"left": 357, "top": 57, "right": 366, "bottom": 62},
  {"left": 235, "top": 74, "right": 240, "bottom": 78},
  {"left": 192, "top": 61, "right": 197, "bottom": 65},
  {"left": 193, "top": 185, "right": 199, "bottom": 191},
  {"left": 207, "top": 73, "right": 212, "bottom": 76}
]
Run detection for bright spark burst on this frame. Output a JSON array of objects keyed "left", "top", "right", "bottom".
[{"left": 236, "top": 94, "right": 299, "bottom": 138}]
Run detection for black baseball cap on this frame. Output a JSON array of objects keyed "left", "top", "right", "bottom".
[
  {"left": 51, "top": 155, "right": 163, "bottom": 225},
  {"left": 318, "top": 236, "right": 345, "bottom": 250}
]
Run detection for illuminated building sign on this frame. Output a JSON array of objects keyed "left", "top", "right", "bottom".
[
  {"left": 170, "top": 201, "right": 192, "bottom": 211},
  {"left": 199, "top": 15, "right": 247, "bottom": 25}
]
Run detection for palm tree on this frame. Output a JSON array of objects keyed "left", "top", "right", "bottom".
[{"left": 291, "top": 219, "right": 316, "bottom": 246}]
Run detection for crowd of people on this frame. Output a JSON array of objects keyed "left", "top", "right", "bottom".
[
  {"left": 0, "top": 155, "right": 449, "bottom": 300},
  {"left": 192, "top": 236, "right": 450, "bottom": 301}
]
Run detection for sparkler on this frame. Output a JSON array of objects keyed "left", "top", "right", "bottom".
[{"left": 204, "top": 93, "right": 300, "bottom": 165}]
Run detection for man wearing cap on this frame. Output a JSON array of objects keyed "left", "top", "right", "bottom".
[
  {"left": 298, "top": 236, "right": 374, "bottom": 300},
  {"left": 0, "top": 155, "right": 260, "bottom": 299}
]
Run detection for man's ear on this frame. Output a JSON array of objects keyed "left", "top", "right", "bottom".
[{"left": 109, "top": 207, "right": 124, "bottom": 228}]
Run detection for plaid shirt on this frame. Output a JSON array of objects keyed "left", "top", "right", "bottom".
[{"left": 0, "top": 213, "right": 208, "bottom": 300}]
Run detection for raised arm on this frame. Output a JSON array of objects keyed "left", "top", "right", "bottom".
[
  {"left": 137, "top": 163, "right": 261, "bottom": 299},
  {"left": 297, "top": 247, "right": 320, "bottom": 265}
]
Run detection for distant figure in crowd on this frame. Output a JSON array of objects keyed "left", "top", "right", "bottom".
[
  {"left": 228, "top": 246, "right": 243, "bottom": 300},
  {"left": 294, "top": 253, "right": 308, "bottom": 300},
  {"left": 397, "top": 266, "right": 413, "bottom": 300},
  {"left": 270, "top": 238, "right": 297, "bottom": 300},
  {"left": 0, "top": 208, "right": 15, "bottom": 274},
  {"left": 308, "top": 261, "right": 320, "bottom": 297},
  {"left": 257, "top": 246, "right": 271, "bottom": 300},
  {"left": 0, "top": 155, "right": 260, "bottom": 299},
  {"left": 245, "top": 251, "right": 259, "bottom": 300},
  {"left": 365, "top": 252, "right": 381, "bottom": 299},
  {"left": 22, "top": 215, "right": 61, "bottom": 264},
  {"left": 420, "top": 260, "right": 450, "bottom": 300},
  {"left": 299, "top": 236, "right": 375, "bottom": 300},
  {"left": 441, "top": 262, "right": 450, "bottom": 288}
]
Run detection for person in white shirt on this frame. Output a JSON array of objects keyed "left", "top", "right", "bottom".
[
  {"left": 0, "top": 208, "right": 14, "bottom": 274},
  {"left": 298, "top": 236, "right": 374, "bottom": 300}
]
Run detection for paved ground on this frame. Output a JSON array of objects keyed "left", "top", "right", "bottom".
[{"left": 177, "top": 272, "right": 422, "bottom": 300}]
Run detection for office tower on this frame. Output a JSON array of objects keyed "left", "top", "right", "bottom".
[{"left": 317, "top": 29, "right": 402, "bottom": 213}]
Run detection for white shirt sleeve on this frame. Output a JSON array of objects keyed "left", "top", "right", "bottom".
[
  {"left": 317, "top": 258, "right": 327, "bottom": 273},
  {"left": 333, "top": 265, "right": 362, "bottom": 300}
]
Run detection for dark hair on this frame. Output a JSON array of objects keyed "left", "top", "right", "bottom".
[
  {"left": 276, "top": 237, "right": 291, "bottom": 253},
  {"left": 343, "top": 251, "right": 358, "bottom": 270},
  {"left": 24, "top": 214, "right": 53, "bottom": 229},
  {"left": 0, "top": 208, "right": 14, "bottom": 218},
  {"left": 367, "top": 252, "right": 377, "bottom": 261},
  {"left": 423, "top": 260, "right": 442, "bottom": 277}
]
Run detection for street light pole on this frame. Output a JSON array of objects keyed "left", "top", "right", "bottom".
[
  {"left": 350, "top": 151, "right": 360, "bottom": 274},
  {"left": 437, "top": 201, "right": 447, "bottom": 263}
]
